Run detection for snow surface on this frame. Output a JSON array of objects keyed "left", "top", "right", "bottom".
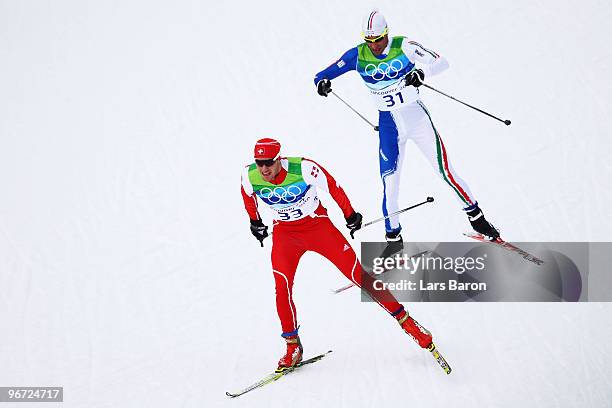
[{"left": 1, "top": 0, "right": 612, "bottom": 407}]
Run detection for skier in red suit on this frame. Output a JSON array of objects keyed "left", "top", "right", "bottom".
[{"left": 241, "top": 138, "right": 434, "bottom": 369}]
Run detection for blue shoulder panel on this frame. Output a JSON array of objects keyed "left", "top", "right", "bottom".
[{"left": 313, "top": 47, "right": 358, "bottom": 85}]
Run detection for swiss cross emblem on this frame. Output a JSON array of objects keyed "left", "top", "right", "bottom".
[
  {"left": 257, "top": 148, "right": 264, "bottom": 155},
  {"left": 311, "top": 167, "right": 320, "bottom": 178}
]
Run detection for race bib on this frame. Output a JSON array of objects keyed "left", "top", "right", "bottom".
[
  {"left": 369, "top": 81, "right": 419, "bottom": 111},
  {"left": 258, "top": 184, "right": 320, "bottom": 221}
]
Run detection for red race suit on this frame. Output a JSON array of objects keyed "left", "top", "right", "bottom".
[{"left": 241, "top": 157, "right": 406, "bottom": 337}]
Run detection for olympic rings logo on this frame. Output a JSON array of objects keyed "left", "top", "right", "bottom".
[
  {"left": 260, "top": 185, "right": 303, "bottom": 203},
  {"left": 364, "top": 59, "right": 404, "bottom": 80}
]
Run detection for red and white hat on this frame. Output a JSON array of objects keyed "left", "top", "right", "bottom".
[
  {"left": 362, "top": 9, "right": 388, "bottom": 37},
  {"left": 254, "top": 138, "right": 281, "bottom": 160}
]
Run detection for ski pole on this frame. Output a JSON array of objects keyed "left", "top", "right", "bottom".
[
  {"left": 268, "top": 197, "right": 434, "bottom": 245},
  {"left": 330, "top": 91, "right": 379, "bottom": 131},
  {"left": 421, "top": 83, "right": 512, "bottom": 126},
  {"left": 332, "top": 250, "right": 431, "bottom": 294},
  {"left": 362, "top": 196, "right": 434, "bottom": 228}
]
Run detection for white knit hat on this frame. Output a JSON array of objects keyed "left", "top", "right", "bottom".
[{"left": 362, "top": 10, "right": 388, "bottom": 37}]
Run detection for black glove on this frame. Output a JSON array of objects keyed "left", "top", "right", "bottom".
[
  {"left": 317, "top": 79, "right": 332, "bottom": 97},
  {"left": 250, "top": 219, "right": 269, "bottom": 247},
  {"left": 345, "top": 212, "right": 363, "bottom": 239},
  {"left": 404, "top": 68, "right": 425, "bottom": 87}
]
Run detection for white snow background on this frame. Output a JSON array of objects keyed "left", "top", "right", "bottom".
[{"left": 1, "top": 0, "right": 611, "bottom": 407}]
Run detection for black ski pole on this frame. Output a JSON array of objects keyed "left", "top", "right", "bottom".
[
  {"left": 421, "top": 83, "right": 511, "bottom": 126},
  {"left": 363, "top": 196, "right": 434, "bottom": 228},
  {"left": 330, "top": 91, "right": 380, "bottom": 131}
]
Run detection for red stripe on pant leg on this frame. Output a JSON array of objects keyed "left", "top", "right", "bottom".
[{"left": 438, "top": 134, "right": 473, "bottom": 205}]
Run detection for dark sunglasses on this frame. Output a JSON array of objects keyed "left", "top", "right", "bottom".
[{"left": 255, "top": 158, "right": 277, "bottom": 167}]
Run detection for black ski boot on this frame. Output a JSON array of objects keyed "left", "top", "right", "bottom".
[
  {"left": 466, "top": 206, "right": 500, "bottom": 240},
  {"left": 380, "top": 230, "right": 404, "bottom": 258}
]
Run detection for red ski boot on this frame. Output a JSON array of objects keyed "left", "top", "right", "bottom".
[
  {"left": 397, "top": 312, "right": 433, "bottom": 348},
  {"left": 277, "top": 335, "right": 303, "bottom": 369}
]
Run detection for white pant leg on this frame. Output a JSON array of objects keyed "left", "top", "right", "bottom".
[{"left": 400, "top": 101, "right": 477, "bottom": 209}]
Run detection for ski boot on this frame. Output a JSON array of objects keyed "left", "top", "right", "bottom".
[
  {"left": 277, "top": 335, "right": 303, "bottom": 370},
  {"left": 397, "top": 310, "right": 452, "bottom": 374},
  {"left": 466, "top": 205, "right": 500, "bottom": 240},
  {"left": 397, "top": 311, "right": 433, "bottom": 348},
  {"left": 380, "top": 230, "right": 404, "bottom": 259}
]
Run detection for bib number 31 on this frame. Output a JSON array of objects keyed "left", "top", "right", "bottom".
[{"left": 383, "top": 91, "right": 405, "bottom": 107}]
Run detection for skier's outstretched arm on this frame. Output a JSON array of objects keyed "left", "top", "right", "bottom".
[
  {"left": 313, "top": 47, "right": 358, "bottom": 96},
  {"left": 301, "top": 158, "right": 354, "bottom": 217},
  {"left": 402, "top": 40, "right": 449, "bottom": 78},
  {"left": 241, "top": 166, "right": 260, "bottom": 221},
  {"left": 241, "top": 167, "right": 268, "bottom": 246},
  {"left": 301, "top": 158, "right": 363, "bottom": 237}
]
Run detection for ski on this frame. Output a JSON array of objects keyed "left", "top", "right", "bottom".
[
  {"left": 428, "top": 342, "right": 452, "bottom": 374},
  {"left": 225, "top": 350, "right": 332, "bottom": 398},
  {"left": 332, "top": 250, "right": 431, "bottom": 294},
  {"left": 463, "top": 232, "right": 544, "bottom": 266}
]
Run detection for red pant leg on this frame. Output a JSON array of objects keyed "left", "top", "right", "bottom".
[
  {"left": 271, "top": 225, "right": 307, "bottom": 336},
  {"left": 306, "top": 217, "right": 405, "bottom": 316}
]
